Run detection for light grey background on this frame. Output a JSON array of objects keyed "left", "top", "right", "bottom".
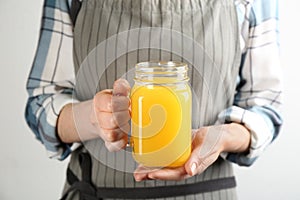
[{"left": 0, "top": 0, "right": 299, "bottom": 199}]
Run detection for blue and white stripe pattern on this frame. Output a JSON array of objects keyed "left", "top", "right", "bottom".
[
  {"left": 25, "top": 0, "right": 283, "bottom": 165},
  {"left": 25, "top": 0, "right": 78, "bottom": 160},
  {"left": 218, "top": 0, "right": 282, "bottom": 166}
]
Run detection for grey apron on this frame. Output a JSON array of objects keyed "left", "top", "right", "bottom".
[{"left": 62, "top": 0, "right": 241, "bottom": 199}]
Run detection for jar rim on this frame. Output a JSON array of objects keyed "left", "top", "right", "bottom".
[
  {"left": 136, "top": 61, "right": 187, "bottom": 71},
  {"left": 134, "top": 61, "right": 189, "bottom": 83}
]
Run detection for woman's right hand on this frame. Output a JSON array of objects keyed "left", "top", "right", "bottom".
[
  {"left": 57, "top": 79, "right": 131, "bottom": 152},
  {"left": 92, "top": 79, "right": 131, "bottom": 151}
]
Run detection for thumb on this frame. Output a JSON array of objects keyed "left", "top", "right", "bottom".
[
  {"left": 185, "top": 147, "right": 219, "bottom": 176},
  {"left": 185, "top": 144, "right": 212, "bottom": 176},
  {"left": 185, "top": 147, "right": 201, "bottom": 176},
  {"left": 113, "top": 79, "right": 131, "bottom": 96}
]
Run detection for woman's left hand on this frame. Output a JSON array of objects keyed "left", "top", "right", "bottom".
[{"left": 134, "top": 123, "right": 250, "bottom": 181}]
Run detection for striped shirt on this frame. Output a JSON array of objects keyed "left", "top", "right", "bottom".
[{"left": 25, "top": 0, "right": 283, "bottom": 166}]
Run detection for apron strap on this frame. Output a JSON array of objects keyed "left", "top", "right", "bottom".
[
  {"left": 70, "top": 0, "right": 82, "bottom": 26},
  {"left": 61, "top": 152, "right": 100, "bottom": 200},
  {"left": 61, "top": 152, "right": 236, "bottom": 200},
  {"left": 95, "top": 177, "right": 236, "bottom": 199}
]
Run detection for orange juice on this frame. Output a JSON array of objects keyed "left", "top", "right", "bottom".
[{"left": 130, "top": 61, "right": 191, "bottom": 167}]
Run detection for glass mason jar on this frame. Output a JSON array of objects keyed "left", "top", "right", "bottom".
[{"left": 130, "top": 61, "right": 192, "bottom": 168}]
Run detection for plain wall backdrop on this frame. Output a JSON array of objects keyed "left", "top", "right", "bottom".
[{"left": 0, "top": 0, "right": 299, "bottom": 199}]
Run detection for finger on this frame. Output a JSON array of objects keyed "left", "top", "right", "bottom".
[
  {"left": 186, "top": 127, "right": 225, "bottom": 176},
  {"left": 184, "top": 148, "right": 219, "bottom": 176},
  {"left": 119, "top": 123, "right": 130, "bottom": 134},
  {"left": 101, "top": 128, "right": 127, "bottom": 142},
  {"left": 133, "top": 171, "right": 148, "bottom": 182},
  {"left": 98, "top": 111, "right": 130, "bottom": 130},
  {"left": 134, "top": 165, "right": 158, "bottom": 182},
  {"left": 101, "top": 123, "right": 130, "bottom": 142},
  {"left": 112, "top": 95, "right": 130, "bottom": 112},
  {"left": 105, "top": 135, "right": 128, "bottom": 152},
  {"left": 93, "top": 90, "right": 113, "bottom": 112},
  {"left": 97, "top": 112, "right": 116, "bottom": 129},
  {"left": 184, "top": 143, "right": 202, "bottom": 176},
  {"left": 113, "top": 79, "right": 131, "bottom": 96},
  {"left": 112, "top": 110, "right": 131, "bottom": 128},
  {"left": 148, "top": 167, "right": 190, "bottom": 181}
]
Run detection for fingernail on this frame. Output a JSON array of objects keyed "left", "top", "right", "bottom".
[
  {"left": 191, "top": 163, "right": 197, "bottom": 175},
  {"left": 135, "top": 178, "right": 142, "bottom": 182},
  {"left": 148, "top": 174, "right": 155, "bottom": 180},
  {"left": 134, "top": 175, "right": 142, "bottom": 182}
]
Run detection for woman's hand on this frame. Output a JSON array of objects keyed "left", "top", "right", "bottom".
[
  {"left": 91, "top": 79, "right": 131, "bottom": 151},
  {"left": 57, "top": 79, "right": 131, "bottom": 152},
  {"left": 134, "top": 123, "right": 250, "bottom": 181}
]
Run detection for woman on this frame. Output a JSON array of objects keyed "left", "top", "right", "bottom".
[{"left": 25, "top": 0, "right": 283, "bottom": 199}]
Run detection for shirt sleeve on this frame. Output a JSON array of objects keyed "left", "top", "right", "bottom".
[
  {"left": 25, "top": 0, "right": 79, "bottom": 160},
  {"left": 218, "top": 0, "right": 283, "bottom": 166}
]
